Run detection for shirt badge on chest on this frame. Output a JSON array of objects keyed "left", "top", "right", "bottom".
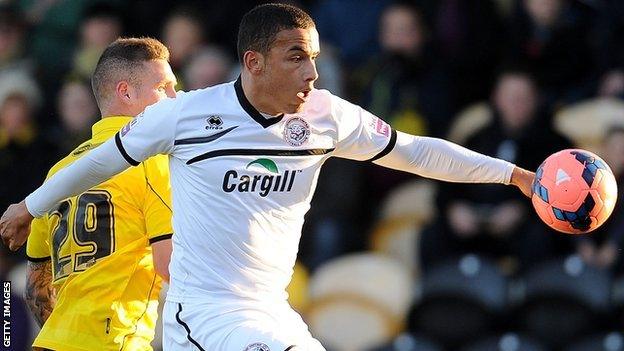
[{"left": 283, "top": 116, "right": 310, "bottom": 146}]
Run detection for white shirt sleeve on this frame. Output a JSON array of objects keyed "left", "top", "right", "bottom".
[
  {"left": 331, "top": 94, "right": 396, "bottom": 161},
  {"left": 115, "top": 96, "right": 180, "bottom": 164},
  {"left": 25, "top": 96, "right": 181, "bottom": 217},
  {"left": 373, "top": 131, "right": 515, "bottom": 184},
  {"left": 25, "top": 140, "right": 130, "bottom": 217}
]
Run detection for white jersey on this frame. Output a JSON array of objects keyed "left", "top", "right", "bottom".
[{"left": 116, "top": 78, "right": 395, "bottom": 304}]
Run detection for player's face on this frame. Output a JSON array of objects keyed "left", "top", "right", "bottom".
[
  {"left": 262, "top": 27, "right": 320, "bottom": 114},
  {"left": 132, "top": 59, "right": 177, "bottom": 115}
]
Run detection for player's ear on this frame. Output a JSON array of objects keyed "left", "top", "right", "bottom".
[
  {"left": 116, "top": 81, "right": 133, "bottom": 105},
  {"left": 243, "top": 51, "right": 264, "bottom": 75}
]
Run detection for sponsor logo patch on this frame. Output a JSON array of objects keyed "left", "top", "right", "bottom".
[
  {"left": 371, "top": 117, "right": 390, "bottom": 137},
  {"left": 283, "top": 117, "right": 310, "bottom": 146},
  {"left": 222, "top": 158, "right": 301, "bottom": 197},
  {"left": 120, "top": 117, "right": 140, "bottom": 137}
]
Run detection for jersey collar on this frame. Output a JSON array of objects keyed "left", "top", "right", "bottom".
[
  {"left": 234, "top": 76, "right": 283, "bottom": 128},
  {"left": 92, "top": 116, "right": 133, "bottom": 139}
]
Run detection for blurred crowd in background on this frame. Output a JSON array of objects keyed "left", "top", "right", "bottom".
[{"left": 2, "top": 0, "right": 624, "bottom": 350}]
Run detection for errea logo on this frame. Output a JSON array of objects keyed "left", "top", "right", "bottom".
[
  {"left": 222, "top": 158, "right": 301, "bottom": 197},
  {"left": 206, "top": 115, "right": 223, "bottom": 130}
]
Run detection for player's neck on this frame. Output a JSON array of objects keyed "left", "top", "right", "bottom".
[
  {"left": 241, "top": 72, "right": 282, "bottom": 116},
  {"left": 100, "top": 107, "right": 133, "bottom": 119}
]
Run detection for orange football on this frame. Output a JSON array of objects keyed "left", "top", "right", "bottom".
[{"left": 532, "top": 149, "right": 618, "bottom": 234}]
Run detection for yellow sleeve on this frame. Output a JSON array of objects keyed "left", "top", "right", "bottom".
[
  {"left": 142, "top": 155, "right": 173, "bottom": 244},
  {"left": 26, "top": 216, "right": 52, "bottom": 261}
]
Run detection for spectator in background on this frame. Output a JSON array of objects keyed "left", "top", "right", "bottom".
[
  {"left": 71, "top": 3, "right": 124, "bottom": 81},
  {"left": 0, "top": 6, "right": 41, "bottom": 122},
  {"left": 0, "top": 92, "right": 58, "bottom": 218},
  {"left": 162, "top": 6, "right": 206, "bottom": 87},
  {"left": 598, "top": 68, "right": 624, "bottom": 98},
  {"left": 415, "top": 0, "right": 505, "bottom": 111},
  {"left": 421, "top": 69, "right": 571, "bottom": 273},
  {"left": 183, "top": 46, "right": 233, "bottom": 90},
  {"left": 313, "top": 0, "right": 391, "bottom": 67},
  {"left": 52, "top": 79, "right": 99, "bottom": 153},
  {"left": 506, "top": 0, "right": 594, "bottom": 107},
  {"left": 19, "top": 1, "right": 123, "bottom": 124},
  {"left": 0, "top": 72, "right": 41, "bottom": 125},
  {"left": 353, "top": 2, "right": 453, "bottom": 138},
  {"left": 199, "top": 0, "right": 265, "bottom": 56},
  {"left": 0, "top": 6, "right": 33, "bottom": 78},
  {"left": 576, "top": 126, "right": 624, "bottom": 273}
]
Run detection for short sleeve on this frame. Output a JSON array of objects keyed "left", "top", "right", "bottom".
[
  {"left": 26, "top": 216, "right": 51, "bottom": 261},
  {"left": 116, "top": 96, "right": 180, "bottom": 165},
  {"left": 330, "top": 94, "right": 397, "bottom": 161},
  {"left": 142, "top": 154, "right": 173, "bottom": 244}
]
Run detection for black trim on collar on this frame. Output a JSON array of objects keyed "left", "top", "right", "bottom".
[{"left": 234, "top": 76, "right": 283, "bottom": 128}]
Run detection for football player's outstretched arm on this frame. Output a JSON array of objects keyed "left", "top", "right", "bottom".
[
  {"left": 25, "top": 260, "right": 56, "bottom": 327},
  {"left": 0, "top": 139, "right": 132, "bottom": 251},
  {"left": 1, "top": 96, "right": 178, "bottom": 251},
  {"left": 373, "top": 131, "right": 534, "bottom": 196}
]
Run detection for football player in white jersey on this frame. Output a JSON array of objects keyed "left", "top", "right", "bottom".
[{"left": 1, "top": 3, "right": 535, "bottom": 351}]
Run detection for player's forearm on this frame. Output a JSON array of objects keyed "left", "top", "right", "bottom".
[
  {"left": 151, "top": 238, "right": 172, "bottom": 282},
  {"left": 25, "top": 138, "right": 131, "bottom": 217},
  {"left": 25, "top": 260, "right": 56, "bottom": 327},
  {"left": 374, "top": 131, "right": 514, "bottom": 184}
]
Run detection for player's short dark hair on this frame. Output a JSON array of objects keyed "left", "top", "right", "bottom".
[
  {"left": 237, "top": 3, "right": 315, "bottom": 63},
  {"left": 91, "top": 37, "right": 169, "bottom": 109}
]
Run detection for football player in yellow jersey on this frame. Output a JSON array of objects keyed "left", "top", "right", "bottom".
[{"left": 23, "top": 37, "right": 177, "bottom": 351}]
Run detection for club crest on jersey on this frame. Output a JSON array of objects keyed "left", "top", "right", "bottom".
[
  {"left": 243, "top": 342, "right": 270, "bottom": 351},
  {"left": 283, "top": 117, "right": 310, "bottom": 146}
]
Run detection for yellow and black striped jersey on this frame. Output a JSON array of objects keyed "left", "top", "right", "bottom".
[{"left": 26, "top": 116, "right": 172, "bottom": 351}]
